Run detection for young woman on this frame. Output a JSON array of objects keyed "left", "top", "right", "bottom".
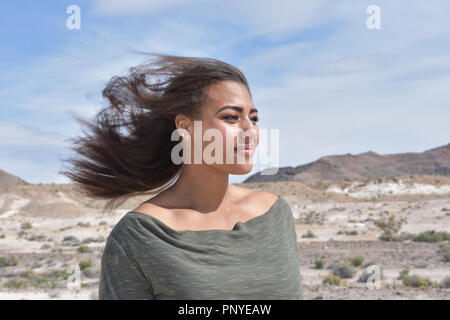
[{"left": 62, "top": 53, "right": 303, "bottom": 300}]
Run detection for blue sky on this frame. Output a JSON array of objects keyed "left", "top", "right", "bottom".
[{"left": 1, "top": 0, "right": 449, "bottom": 184}]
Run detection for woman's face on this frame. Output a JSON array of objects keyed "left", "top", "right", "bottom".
[{"left": 180, "top": 80, "right": 260, "bottom": 175}]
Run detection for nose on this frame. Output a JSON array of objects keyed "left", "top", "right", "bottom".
[
  {"left": 240, "top": 115, "right": 256, "bottom": 131},
  {"left": 237, "top": 123, "right": 257, "bottom": 146}
]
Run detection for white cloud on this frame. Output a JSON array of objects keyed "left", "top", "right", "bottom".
[
  {"left": 93, "top": 0, "right": 197, "bottom": 15},
  {"left": 0, "top": 123, "right": 68, "bottom": 146},
  {"left": 3, "top": 0, "right": 450, "bottom": 184},
  {"left": 0, "top": 156, "right": 68, "bottom": 184},
  {"left": 92, "top": 0, "right": 332, "bottom": 39}
]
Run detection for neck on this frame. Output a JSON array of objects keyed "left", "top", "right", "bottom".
[{"left": 165, "top": 164, "right": 234, "bottom": 213}]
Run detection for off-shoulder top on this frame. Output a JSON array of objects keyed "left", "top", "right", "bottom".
[{"left": 98, "top": 194, "right": 303, "bottom": 300}]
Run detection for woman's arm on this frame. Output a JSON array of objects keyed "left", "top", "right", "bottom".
[{"left": 99, "top": 235, "right": 155, "bottom": 300}]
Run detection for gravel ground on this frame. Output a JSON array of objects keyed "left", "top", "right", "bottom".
[{"left": 1, "top": 176, "right": 449, "bottom": 299}]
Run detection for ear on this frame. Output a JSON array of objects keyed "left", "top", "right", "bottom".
[{"left": 175, "top": 114, "right": 192, "bottom": 136}]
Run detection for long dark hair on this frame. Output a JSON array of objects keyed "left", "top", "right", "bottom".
[{"left": 60, "top": 53, "right": 251, "bottom": 211}]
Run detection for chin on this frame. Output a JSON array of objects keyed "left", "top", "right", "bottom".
[
  {"left": 208, "top": 159, "right": 255, "bottom": 175},
  {"left": 227, "top": 163, "right": 254, "bottom": 175}
]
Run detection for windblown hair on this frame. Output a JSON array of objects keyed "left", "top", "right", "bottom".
[{"left": 60, "top": 53, "right": 251, "bottom": 212}]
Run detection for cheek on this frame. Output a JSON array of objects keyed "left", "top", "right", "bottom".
[
  {"left": 223, "top": 128, "right": 241, "bottom": 149},
  {"left": 200, "top": 121, "right": 233, "bottom": 151}
]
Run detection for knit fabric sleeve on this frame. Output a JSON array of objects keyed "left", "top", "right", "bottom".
[{"left": 98, "top": 235, "right": 155, "bottom": 300}]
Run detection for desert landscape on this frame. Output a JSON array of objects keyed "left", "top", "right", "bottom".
[
  {"left": 4, "top": 0, "right": 450, "bottom": 302},
  {"left": 0, "top": 173, "right": 449, "bottom": 300},
  {"left": 1, "top": 143, "right": 450, "bottom": 299}
]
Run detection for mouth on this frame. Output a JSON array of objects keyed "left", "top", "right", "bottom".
[
  {"left": 234, "top": 144, "right": 256, "bottom": 155},
  {"left": 234, "top": 143, "right": 255, "bottom": 150}
]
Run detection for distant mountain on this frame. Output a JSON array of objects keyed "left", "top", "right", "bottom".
[
  {"left": 0, "top": 169, "right": 28, "bottom": 187},
  {"left": 244, "top": 143, "right": 450, "bottom": 183}
]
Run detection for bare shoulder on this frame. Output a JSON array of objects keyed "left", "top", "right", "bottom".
[
  {"left": 132, "top": 186, "right": 279, "bottom": 222},
  {"left": 132, "top": 195, "right": 174, "bottom": 222},
  {"left": 231, "top": 185, "right": 279, "bottom": 211},
  {"left": 250, "top": 190, "right": 280, "bottom": 210}
]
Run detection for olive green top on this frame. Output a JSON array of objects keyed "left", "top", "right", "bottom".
[{"left": 98, "top": 194, "right": 303, "bottom": 300}]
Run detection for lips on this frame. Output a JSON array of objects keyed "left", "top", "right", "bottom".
[{"left": 234, "top": 144, "right": 256, "bottom": 151}]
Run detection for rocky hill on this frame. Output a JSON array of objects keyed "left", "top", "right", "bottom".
[
  {"left": 244, "top": 143, "right": 450, "bottom": 183},
  {"left": 0, "top": 169, "right": 28, "bottom": 187}
]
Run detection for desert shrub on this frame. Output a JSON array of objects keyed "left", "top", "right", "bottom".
[
  {"left": 81, "top": 236, "right": 105, "bottom": 244},
  {"left": 27, "top": 234, "right": 46, "bottom": 242},
  {"left": 337, "top": 230, "right": 358, "bottom": 236},
  {"left": 2, "top": 268, "right": 69, "bottom": 289},
  {"left": 323, "top": 273, "right": 346, "bottom": 286},
  {"left": 398, "top": 269, "right": 410, "bottom": 279},
  {"left": 3, "top": 277, "right": 29, "bottom": 289},
  {"left": 63, "top": 235, "right": 78, "bottom": 241},
  {"left": 21, "top": 222, "right": 32, "bottom": 230},
  {"left": 331, "top": 261, "right": 356, "bottom": 279},
  {"left": 438, "top": 242, "right": 450, "bottom": 262},
  {"left": 17, "top": 231, "right": 27, "bottom": 238},
  {"left": 350, "top": 255, "right": 365, "bottom": 267},
  {"left": 298, "top": 211, "right": 324, "bottom": 225},
  {"left": 302, "top": 230, "right": 315, "bottom": 238},
  {"left": 314, "top": 259, "right": 325, "bottom": 269},
  {"left": 62, "top": 236, "right": 80, "bottom": 246},
  {"left": 82, "top": 267, "right": 98, "bottom": 279},
  {"left": 440, "top": 276, "right": 450, "bottom": 288},
  {"left": 398, "top": 269, "right": 438, "bottom": 288},
  {"left": 402, "top": 274, "right": 432, "bottom": 288},
  {"left": 0, "top": 255, "right": 18, "bottom": 268},
  {"left": 48, "top": 268, "right": 71, "bottom": 281},
  {"left": 373, "top": 212, "right": 406, "bottom": 241},
  {"left": 77, "top": 222, "right": 91, "bottom": 227},
  {"left": 357, "top": 271, "right": 370, "bottom": 283},
  {"left": 357, "top": 265, "right": 384, "bottom": 283},
  {"left": 396, "top": 232, "right": 415, "bottom": 241},
  {"left": 412, "top": 230, "right": 450, "bottom": 243},
  {"left": 77, "top": 245, "right": 91, "bottom": 253},
  {"left": 79, "top": 259, "right": 92, "bottom": 270}
]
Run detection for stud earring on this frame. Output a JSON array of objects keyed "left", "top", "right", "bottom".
[{"left": 181, "top": 132, "right": 190, "bottom": 139}]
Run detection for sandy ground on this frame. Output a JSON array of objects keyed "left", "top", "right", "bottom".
[{"left": 0, "top": 175, "right": 449, "bottom": 299}]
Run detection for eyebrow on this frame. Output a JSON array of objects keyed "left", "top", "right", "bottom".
[{"left": 215, "top": 105, "right": 258, "bottom": 115}]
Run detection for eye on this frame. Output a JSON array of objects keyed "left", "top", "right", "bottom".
[
  {"left": 222, "top": 115, "right": 259, "bottom": 123},
  {"left": 223, "top": 115, "right": 239, "bottom": 121}
]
